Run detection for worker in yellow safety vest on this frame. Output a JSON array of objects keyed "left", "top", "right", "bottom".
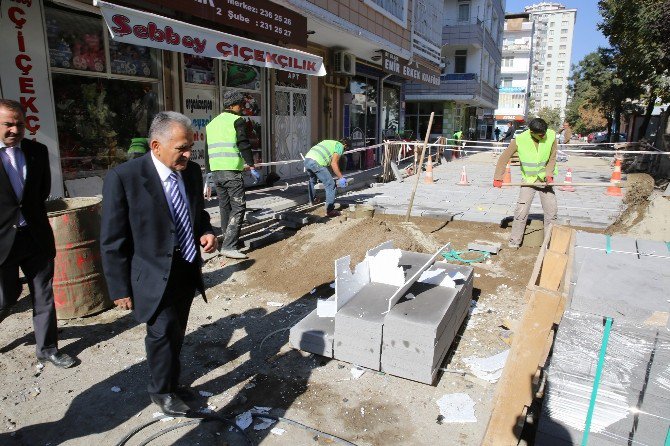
[
  {"left": 453, "top": 129, "right": 463, "bottom": 141},
  {"left": 493, "top": 118, "right": 558, "bottom": 249},
  {"left": 205, "top": 90, "right": 259, "bottom": 259},
  {"left": 304, "top": 139, "right": 349, "bottom": 217}
]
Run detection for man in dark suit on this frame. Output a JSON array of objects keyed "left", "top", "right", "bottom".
[
  {"left": 0, "top": 99, "right": 75, "bottom": 368},
  {"left": 101, "top": 111, "right": 217, "bottom": 416}
]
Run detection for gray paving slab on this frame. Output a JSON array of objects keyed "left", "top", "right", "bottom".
[
  {"left": 636, "top": 239, "right": 670, "bottom": 258},
  {"left": 289, "top": 309, "right": 334, "bottom": 358}
]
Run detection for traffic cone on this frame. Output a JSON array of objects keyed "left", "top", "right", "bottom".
[
  {"left": 606, "top": 159, "right": 623, "bottom": 196},
  {"left": 457, "top": 166, "right": 470, "bottom": 186},
  {"left": 559, "top": 168, "right": 576, "bottom": 192},
  {"left": 503, "top": 162, "right": 512, "bottom": 184},
  {"left": 424, "top": 156, "right": 434, "bottom": 184}
]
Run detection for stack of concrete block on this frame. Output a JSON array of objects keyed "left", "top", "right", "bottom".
[
  {"left": 289, "top": 309, "right": 335, "bottom": 358},
  {"left": 333, "top": 282, "right": 398, "bottom": 370},
  {"left": 381, "top": 258, "right": 473, "bottom": 384},
  {"left": 537, "top": 310, "right": 670, "bottom": 445}
]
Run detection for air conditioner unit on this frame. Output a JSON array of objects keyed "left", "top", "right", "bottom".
[{"left": 333, "top": 51, "right": 356, "bottom": 76}]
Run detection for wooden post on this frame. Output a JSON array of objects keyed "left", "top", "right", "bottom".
[{"left": 405, "top": 112, "right": 435, "bottom": 222}]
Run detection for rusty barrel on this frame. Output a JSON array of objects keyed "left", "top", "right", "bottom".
[{"left": 46, "top": 197, "right": 111, "bottom": 319}]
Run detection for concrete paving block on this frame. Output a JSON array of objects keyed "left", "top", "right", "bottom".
[
  {"left": 242, "top": 230, "right": 288, "bottom": 250},
  {"left": 289, "top": 309, "right": 334, "bottom": 358},
  {"left": 571, "top": 254, "right": 669, "bottom": 324},
  {"left": 574, "top": 232, "right": 637, "bottom": 254},
  {"left": 636, "top": 239, "right": 670, "bottom": 258}
]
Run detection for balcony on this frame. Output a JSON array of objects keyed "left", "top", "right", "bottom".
[
  {"left": 502, "top": 43, "right": 531, "bottom": 53},
  {"left": 442, "top": 73, "right": 477, "bottom": 81},
  {"left": 503, "top": 21, "right": 533, "bottom": 32},
  {"left": 405, "top": 73, "right": 479, "bottom": 98},
  {"left": 442, "top": 19, "right": 484, "bottom": 48}
]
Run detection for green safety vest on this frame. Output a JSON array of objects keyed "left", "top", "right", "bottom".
[
  {"left": 454, "top": 131, "right": 463, "bottom": 140},
  {"left": 206, "top": 112, "right": 244, "bottom": 171},
  {"left": 305, "top": 140, "right": 343, "bottom": 167},
  {"left": 516, "top": 129, "right": 558, "bottom": 183},
  {"left": 127, "top": 137, "right": 148, "bottom": 155}
]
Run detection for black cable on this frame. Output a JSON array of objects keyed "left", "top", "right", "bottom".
[
  {"left": 114, "top": 417, "right": 166, "bottom": 446},
  {"left": 136, "top": 419, "right": 201, "bottom": 446}
]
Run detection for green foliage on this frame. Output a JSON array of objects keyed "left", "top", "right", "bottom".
[{"left": 534, "top": 107, "right": 562, "bottom": 131}]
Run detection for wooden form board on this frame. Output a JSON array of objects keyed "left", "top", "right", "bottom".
[{"left": 482, "top": 225, "right": 575, "bottom": 446}]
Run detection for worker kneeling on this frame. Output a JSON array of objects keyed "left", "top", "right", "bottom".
[
  {"left": 493, "top": 118, "right": 558, "bottom": 248},
  {"left": 304, "top": 139, "right": 349, "bottom": 217}
]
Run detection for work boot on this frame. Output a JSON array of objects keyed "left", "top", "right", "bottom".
[
  {"left": 326, "top": 210, "right": 341, "bottom": 218},
  {"left": 221, "top": 249, "right": 248, "bottom": 259}
]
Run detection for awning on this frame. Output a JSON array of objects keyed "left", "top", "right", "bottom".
[{"left": 94, "top": 1, "right": 325, "bottom": 76}]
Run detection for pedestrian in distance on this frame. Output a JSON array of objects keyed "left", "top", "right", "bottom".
[
  {"left": 100, "top": 111, "right": 218, "bottom": 416},
  {"left": 0, "top": 99, "right": 76, "bottom": 369},
  {"left": 304, "top": 139, "right": 349, "bottom": 217},
  {"left": 494, "top": 127, "right": 501, "bottom": 142},
  {"left": 493, "top": 118, "right": 558, "bottom": 249},
  {"left": 205, "top": 90, "right": 259, "bottom": 260}
]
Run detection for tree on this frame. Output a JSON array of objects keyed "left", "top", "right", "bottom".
[
  {"left": 599, "top": 0, "right": 670, "bottom": 139},
  {"left": 534, "top": 107, "right": 562, "bottom": 131}
]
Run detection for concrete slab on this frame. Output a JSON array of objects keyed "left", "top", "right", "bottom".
[{"left": 636, "top": 239, "right": 670, "bottom": 258}]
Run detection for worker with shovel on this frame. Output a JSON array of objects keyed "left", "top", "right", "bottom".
[
  {"left": 304, "top": 139, "right": 349, "bottom": 217},
  {"left": 493, "top": 118, "right": 558, "bottom": 249}
]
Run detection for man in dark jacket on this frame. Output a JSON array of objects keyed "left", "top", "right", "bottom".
[
  {"left": 205, "top": 91, "right": 259, "bottom": 259},
  {"left": 0, "top": 99, "right": 75, "bottom": 368},
  {"left": 101, "top": 111, "right": 217, "bottom": 415}
]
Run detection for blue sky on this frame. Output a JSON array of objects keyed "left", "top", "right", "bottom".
[{"left": 504, "top": 0, "right": 609, "bottom": 65}]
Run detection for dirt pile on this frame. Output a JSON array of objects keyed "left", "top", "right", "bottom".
[
  {"left": 242, "top": 216, "right": 442, "bottom": 296},
  {"left": 607, "top": 173, "right": 655, "bottom": 234}
]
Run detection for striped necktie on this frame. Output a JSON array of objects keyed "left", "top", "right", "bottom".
[{"left": 168, "top": 172, "right": 196, "bottom": 263}]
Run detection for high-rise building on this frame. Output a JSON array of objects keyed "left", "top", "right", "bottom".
[
  {"left": 525, "top": 2, "right": 576, "bottom": 118},
  {"left": 494, "top": 13, "right": 535, "bottom": 136},
  {"left": 404, "top": 0, "right": 505, "bottom": 141}
]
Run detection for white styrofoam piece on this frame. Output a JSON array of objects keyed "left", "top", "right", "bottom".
[
  {"left": 317, "top": 295, "right": 337, "bottom": 317},
  {"left": 437, "top": 393, "right": 477, "bottom": 423},
  {"left": 334, "top": 255, "right": 370, "bottom": 312},
  {"left": 386, "top": 242, "right": 452, "bottom": 312},
  {"left": 368, "top": 249, "right": 404, "bottom": 286},
  {"left": 462, "top": 349, "right": 510, "bottom": 383},
  {"left": 417, "top": 268, "right": 456, "bottom": 288},
  {"left": 366, "top": 240, "right": 395, "bottom": 258}
]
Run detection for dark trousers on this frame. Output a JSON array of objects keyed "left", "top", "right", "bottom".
[
  {"left": 0, "top": 228, "right": 58, "bottom": 358},
  {"left": 213, "top": 170, "right": 245, "bottom": 251},
  {"left": 145, "top": 254, "right": 197, "bottom": 395}
]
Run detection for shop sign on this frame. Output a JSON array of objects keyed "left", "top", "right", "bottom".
[
  {"left": 95, "top": 1, "right": 325, "bottom": 76},
  {"left": 123, "top": 0, "right": 308, "bottom": 47},
  {"left": 182, "top": 87, "right": 217, "bottom": 166},
  {"left": 495, "top": 115, "right": 524, "bottom": 121},
  {"left": 381, "top": 51, "right": 440, "bottom": 87},
  {"left": 276, "top": 70, "right": 307, "bottom": 89},
  {"left": 0, "top": 0, "right": 63, "bottom": 196},
  {"left": 499, "top": 86, "right": 525, "bottom": 93}
]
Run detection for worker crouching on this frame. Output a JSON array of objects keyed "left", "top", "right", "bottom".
[{"left": 304, "top": 139, "right": 349, "bottom": 218}]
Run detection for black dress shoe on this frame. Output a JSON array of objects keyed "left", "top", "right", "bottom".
[
  {"left": 38, "top": 352, "right": 76, "bottom": 368},
  {"left": 150, "top": 393, "right": 190, "bottom": 417}
]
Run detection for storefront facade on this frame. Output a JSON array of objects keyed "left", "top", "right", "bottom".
[{"left": 0, "top": 0, "right": 324, "bottom": 193}]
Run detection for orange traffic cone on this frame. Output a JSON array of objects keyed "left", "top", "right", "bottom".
[
  {"left": 559, "top": 168, "right": 576, "bottom": 192},
  {"left": 503, "top": 162, "right": 512, "bottom": 185},
  {"left": 457, "top": 166, "right": 470, "bottom": 186},
  {"left": 606, "top": 160, "right": 623, "bottom": 196},
  {"left": 424, "top": 156, "right": 434, "bottom": 184}
]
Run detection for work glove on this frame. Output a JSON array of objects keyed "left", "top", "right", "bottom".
[
  {"left": 493, "top": 179, "right": 502, "bottom": 188},
  {"left": 337, "top": 177, "right": 347, "bottom": 188},
  {"left": 250, "top": 169, "right": 261, "bottom": 184},
  {"left": 546, "top": 175, "right": 554, "bottom": 184}
]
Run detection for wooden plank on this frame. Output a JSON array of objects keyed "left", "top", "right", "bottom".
[
  {"left": 548, "top": 225, "right": 572, "bottom": 254},
  {"left": 538, "top": 251, "right": 568, "bottom": 291},
  {"left": 560, "top": 228, "right": 576, "bottom": 301},
  {"left": 482, "top": 289, "right": 563, "bottom": 446}
]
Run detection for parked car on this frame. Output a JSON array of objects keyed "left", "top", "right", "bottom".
[{"left": 593, "top": 132, "right": 626, "bottom": 143}]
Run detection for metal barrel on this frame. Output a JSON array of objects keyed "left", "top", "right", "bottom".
[{"left": 46, "top": 197, "right": 112, "bottom": 319}]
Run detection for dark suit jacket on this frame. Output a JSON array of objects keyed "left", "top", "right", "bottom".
[
  {"left": 0, "top": 139, "right": 55, "bottom": 265},
  {"left": 100, "top": 155, "right": 213, "bottom": 323}
]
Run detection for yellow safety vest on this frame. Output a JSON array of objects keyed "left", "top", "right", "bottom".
[
  {"left": 516, "top": 129, "right": 557, "bottom": 183},
  {"left": 206, "top": 112, "right": 244, "bottom": 171},
  {"left": 305, "top": 140, "right": 343, "bottom": 167}
]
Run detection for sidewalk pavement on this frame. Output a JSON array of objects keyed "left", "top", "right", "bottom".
[{"left": 205, "top": 152, "right": 623, "bottom": 231}]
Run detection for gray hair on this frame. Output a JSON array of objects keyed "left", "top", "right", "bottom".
[
  {"left": 149, "top": 111, "right": 192, "bottom": 143},
  {"left": 0, "top": 99, "right": 25, "bottom": 117}
]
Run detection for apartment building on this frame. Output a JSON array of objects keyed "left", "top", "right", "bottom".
[
  {"left": 1, "top": 0, "right": 444, "bottom": 192},
  {"left": 494, "top": 13, "right": 534, "bottom": 136},
  {"left": 525, "top": 2, "right": 576, "bottom": 119},
  {"left": 404, "top": 0, "right": 504, "bottom": 141}
]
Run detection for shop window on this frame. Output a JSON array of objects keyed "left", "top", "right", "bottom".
[
  {"left": 222, "top": 62, "right": 261, "bottom": 91},
  {"left": 46, "top": 5, "right": 162, "bottom": 181},
  {"left": 184, "top": 54, "right": 216, "bottom": 85},
  {"left": 53, "top": 74, "right": 160, "bottom": 180},
  {"left": 381, "top": 84, "right": 400, "bottom": 138},
  {"left": 347, "top": 76, "right": 378, "bottom": 147}
]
